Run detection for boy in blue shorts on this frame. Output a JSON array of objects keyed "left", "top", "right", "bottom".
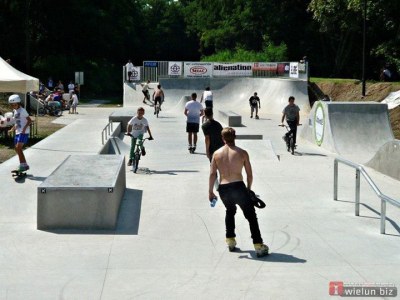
[{"left": 8, "top": 95, "right": 32, "bottom": 171}]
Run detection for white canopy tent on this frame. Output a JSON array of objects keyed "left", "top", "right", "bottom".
[{"left": 0, "top": 56, "right": 39, "bottom": 94}]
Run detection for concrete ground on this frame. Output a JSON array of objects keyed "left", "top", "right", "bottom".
[{"left": 0, "top": 100, "right": 400, "bottom": 299}]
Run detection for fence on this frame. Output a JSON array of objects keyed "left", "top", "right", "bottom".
[{"left": 123, "top": 60, "right": 308, "bottom": 83}]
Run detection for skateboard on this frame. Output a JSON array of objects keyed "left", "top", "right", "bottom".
[{"left": 11, "top": 169, "right": 27, "bottom": 179}]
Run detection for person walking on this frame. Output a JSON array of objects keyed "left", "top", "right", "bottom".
[
  {"left": 126, "top": 107, "right": 154, "bottom": 166},
  {"left": 209, "top": 127, "right": 269, "bottom": 257},
  {"left": 184, "top": 92, "right": 204, "bottom": 153},
  {"left": 281, "top": 96, "right": 300, "bottom": 146},
  {"left": 249, "top": 92, "right": 261, "bottom": 119},
  {"left": 201, "top": 108, "right": 224, "bottom": 162},
  {"left": 7, "top": 95, "right": 32, "bottom": 172},
  {"left": 200, "top": 86, "right": 213, "bottom": 109},
  {"left": 200, "top": 86, "right": 213, "bottom": 123}
]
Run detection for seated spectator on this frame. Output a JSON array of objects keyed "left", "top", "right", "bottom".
[{"left": 56, "top": 80, "right": 64, "bottom": 92}]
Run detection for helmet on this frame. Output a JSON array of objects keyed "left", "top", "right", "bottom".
[{"left": 8, "top": 94, "right": 21, "bottom": 104}]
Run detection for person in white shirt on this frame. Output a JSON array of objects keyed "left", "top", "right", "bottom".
[
  {"left": 7, "top": 95, "right": 32, "bottom": 171},
  {"left": 200, "top": 86, "right": 213, "bottom": 108},
  {"left": 68, "top": 81, "right": 75, "bottom": 96},
  {"left": 184, "top": 92, "right": 204, "bottom": 153},
  {"left": 126, "top": 107, "right": 154, "bottom": 166},
  {"left": 141, "top": 80, "right": 151, "bottom": 103},
  {"left": 69, "top": 91, "right": 79, "bottom": 114},
  {"left": 126, "top": 60, "right": 134, "bottom": 82}
]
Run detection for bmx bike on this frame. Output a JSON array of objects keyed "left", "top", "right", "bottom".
[
  {"left": 125, "top": 133, "right": 153, "bottom": 173},
  {"left": 38, "top": 101, "right": 63, "bottom": 117},
  {"left": 279, "top": 124, "right": 302, "bottom": 155}
]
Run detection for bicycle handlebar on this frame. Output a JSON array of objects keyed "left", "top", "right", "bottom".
[
  {"left": 279, "top": 124, "right": 302, "bottom": 127},
  {"left": 125, "top": 133, "right": 154, "bottom": 140}
]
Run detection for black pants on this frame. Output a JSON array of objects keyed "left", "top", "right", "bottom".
[
  {"left": 286, "top": 120, "right": 298, "bottom": 144},
  {"left": 218, "top": 181, "right": 263, "bottom": 244}
]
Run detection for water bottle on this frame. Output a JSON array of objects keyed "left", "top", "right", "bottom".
[{"left": 210, "top": 196, "right": 218, "bottom": 207}]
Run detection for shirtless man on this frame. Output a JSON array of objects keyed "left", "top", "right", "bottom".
[
  {"left": 152, "top": 84, "right": 165, "bottom": 114},
  {"left": 209, "top": 127, "right": 269, "bottom": 257}
]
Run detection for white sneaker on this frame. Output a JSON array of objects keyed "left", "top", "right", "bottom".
[{"left": 254, "top": 243, "right": 269, "bottom": 257}]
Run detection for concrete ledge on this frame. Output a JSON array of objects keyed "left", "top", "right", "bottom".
[
  {"left": 109, "top": 110, "right": 136, "bottom": 131},
  {"left": 236, "top": 134, "right": 263, "bottom": 140},
  {"left": 218, "top": 110, "right": 242, "bottom": 127},
  {"left": 37, "top": 155, "right": 126, "bottom": 230}
]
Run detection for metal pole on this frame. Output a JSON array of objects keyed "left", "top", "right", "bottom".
[
  {"left": 334, "top": 160, "right": 338, "bottom": 200},
  {"left": 361, "top": 0, "right": 367, "bottom": 96},
  {"left": 380, "top": 199, "right": 386, "bottom": 234},
  {"left": 355, "top": 169, "right": 360, "bottom": 216}
]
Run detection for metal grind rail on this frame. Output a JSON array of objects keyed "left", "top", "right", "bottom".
[
  {"left": 101, "top": 121, "right": 113, "bottom": 145},
  {"left": 334, "top": 157, "right": 400, "bottom": 234}
]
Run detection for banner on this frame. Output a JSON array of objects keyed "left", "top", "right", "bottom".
[
  {"left": 213, "top": 63, "right": 252, "bottom": 77},
  {"left": 253, "top": 62, "right": 277, "bottom": 72},
  {"left": 184, "top": 62, "right": 213, "bottom": 78},
  {"left": 289, "top": 62, "right": 299, "bottom": 78},
  {"left": 168, "top": 62, "right": 182, "bottom": 76},
  {"left": 129, "top": 67, "right": 141, "bottom": 81},
  {"left": 144, "top": 61, "right": 157, "bottom": 68}
]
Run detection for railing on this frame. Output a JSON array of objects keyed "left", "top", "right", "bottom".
[
  {"left": 101, "top": 121, "right": 113, "bottom": 145},
  {"left": 334, "top": 157, "right": 400, "bottom": 234}
]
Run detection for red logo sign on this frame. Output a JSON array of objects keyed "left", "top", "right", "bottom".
[
  {"left": 329, "top": 281, "right": 344, "bottom": 296},
  {"left": 190, "top": 66, "right": 207, "bottom": 74}
]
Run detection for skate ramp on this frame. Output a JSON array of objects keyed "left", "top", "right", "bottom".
[
  {"left": 159, "top": 77, "right": 310, "bottom": 116},
  {"left": 301, "top": 101, "right": 394, "bottom": 162},
  {"left": 124, "top": 77, "right": 310, "bottom": 116},
  {"left": 366, "top": 140, "right": 400, "bottom": 180},
  {"left": 123, "top": 82, "right": 158, "bottom": 107}
]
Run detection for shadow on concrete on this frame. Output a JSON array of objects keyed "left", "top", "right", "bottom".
[
  {"left": 295, "top": 152, "right": 328, "bottom": 157},
  {"left": 42, "top": 188, "right": 142, "bottom": 235},
  {"left": 235, "top": 249, "right": 307, "bottom": 262},
  {"left": 149, "top": 169, "right": 200, "bottom": 176},
  {"left": 360, "top": 203, "right": 400, "bottom": 236},
  {"left": 334, "top": 200, "right": 400, "bottom": 236}
]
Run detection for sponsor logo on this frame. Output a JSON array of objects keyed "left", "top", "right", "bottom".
[
  {"left": 190, "top": 66, "right": 207, "bottom": 74},
  {"left": 213, "top": 64, "right": 252, "bottom": 71},
  {"left": 329, "top": 281, "right": 397, "bottom": 297}
]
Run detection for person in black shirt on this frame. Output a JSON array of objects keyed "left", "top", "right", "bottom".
[
  {"left": 201, "top": 108, "right": 224, "bottom": 162},
  {"left": 249, "top": 92, "right": 261, "bottom": 119}
]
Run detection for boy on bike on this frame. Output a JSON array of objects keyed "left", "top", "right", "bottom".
[
  {"left": 126, "top": 107, "right": 154, "bottom": 166},
  {"left": 7, "top": 94, "right": 32, "bottom": 172},
  {"left": 152, "top": 84, "right": 165, "bottom": 114},
  {"left": 281, "top": 96, "right": 300, "bottom": 145}
]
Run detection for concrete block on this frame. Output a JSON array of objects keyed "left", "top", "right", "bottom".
[
  {"left": 37, "top": 155, "right": 126, "bottom": 230},
  {"left": 218, "top": 110, "right": 242, "bottom": 127},
  {"left": 109, "top": 110, "right": 136, "bottom": 131}
]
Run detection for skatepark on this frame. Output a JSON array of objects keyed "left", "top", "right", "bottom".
[{"left": 0, "top": 75, "right": 399, "bottom": 299}]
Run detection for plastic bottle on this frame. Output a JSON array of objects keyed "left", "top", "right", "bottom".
[{"left": 210, "top": 196, "right": 218, "bottom": 207}]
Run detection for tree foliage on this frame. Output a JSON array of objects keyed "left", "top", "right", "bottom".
[{"left": 0, "top": 0, "right": 399, "bottom": 96}]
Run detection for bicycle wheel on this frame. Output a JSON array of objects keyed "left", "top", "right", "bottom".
[
  {"left": 54, "top": 109, "right": 62, "bottom": 117},
  {"left": 38, "top": 107, "right": 46, "bottom": 116},
  {"left": 133, "top": 153, "right": 140, "bottom": 173},
  {"left": 289, "top": 137, "right": 295, "bottom": 155}
]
